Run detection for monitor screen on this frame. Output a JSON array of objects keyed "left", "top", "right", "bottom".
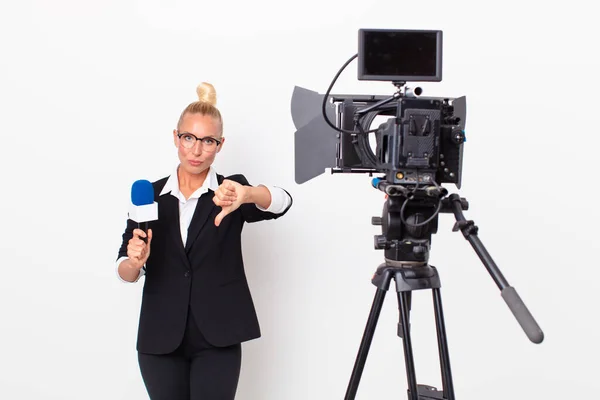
[{"left": 358, "top": 29, "right": 442, "bottom": 82}]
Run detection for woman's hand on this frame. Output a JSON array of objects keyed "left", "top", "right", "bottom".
[
  {"left": 126, "top": 228, "right": 152, "bottom": 270},
  {"left": 213, "top": 180, "right": 248, "bottom": 226}
]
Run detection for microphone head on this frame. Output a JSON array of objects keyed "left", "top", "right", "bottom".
[{"left": 131, "top": 180, "right": 154, "bottom": 206}]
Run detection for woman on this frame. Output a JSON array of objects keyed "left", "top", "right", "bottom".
[{"left": 116, "top": 82, "right": 292, "bottom": 399}]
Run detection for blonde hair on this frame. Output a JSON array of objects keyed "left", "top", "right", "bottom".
[{"left": 177, "top": 82, "right": 223, "bottom": 135}]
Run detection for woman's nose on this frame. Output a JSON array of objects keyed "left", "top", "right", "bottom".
[{"left": 192, "top": 140, "right": 203, "bottom": 155}]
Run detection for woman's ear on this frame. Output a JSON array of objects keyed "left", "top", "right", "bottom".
[
  {"left": 217, "top": 137, "right": 226, "bottom": 153},
  {"left": 173, "top": 129, "right": 179, "bottom": 147}
]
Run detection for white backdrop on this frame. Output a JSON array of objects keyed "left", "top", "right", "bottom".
[{"left": 1, "top": 1, "right": 598, "bottom": 399}]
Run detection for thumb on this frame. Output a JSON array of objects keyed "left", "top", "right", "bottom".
[
  {"left": 147, "top": 229, "right": 153, "bottom": 245},
  {"left": 215, "top": 209, "right": 227, "bottom": 227}
]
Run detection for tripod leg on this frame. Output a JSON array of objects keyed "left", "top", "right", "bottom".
[
  {"left": 432, "top": 288, "right": 455, "bottom": 400},
  {"left": 397, "top": 292, "right": 412, "bottom": 338},
  {"left": 345, "top": 288, "right": 387, "bottom": 400},
  {"left": 398, "top": 291, "right": 419, "bottom": 400}
]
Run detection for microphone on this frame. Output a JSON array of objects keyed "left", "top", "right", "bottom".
[{"left": 129, "top": 180, "right": 158, "bottom": 243}]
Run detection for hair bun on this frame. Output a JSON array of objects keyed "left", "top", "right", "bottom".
[{"left": 196, "top": 82, "right": 217, "bottom": 106}]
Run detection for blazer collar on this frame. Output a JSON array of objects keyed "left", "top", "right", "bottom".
[{"left": 159, "top": 164, "right": 219, "bottom": 201}]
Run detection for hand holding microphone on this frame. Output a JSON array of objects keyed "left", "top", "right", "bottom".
[
  {"left": 127, "top": 179, "right": 158, "bottom": 270},
  {"left": 127, "top": 228, "right": 152, "bottom": 271}
]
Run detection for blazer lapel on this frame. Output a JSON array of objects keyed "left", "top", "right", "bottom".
[
  {"left": 159, "top": 194, "right": 192, "bottom": 270},
  {"left": 184, "top": 190, "right": 218, "bottom": 254}
]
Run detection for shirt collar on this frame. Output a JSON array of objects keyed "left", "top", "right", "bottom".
[{"left": 160, "top": 164, "right": 219, "bottom": 202}]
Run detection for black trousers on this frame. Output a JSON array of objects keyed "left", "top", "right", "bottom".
[{"left": 138, "top": 309, "right": 242, "bottom": 400}]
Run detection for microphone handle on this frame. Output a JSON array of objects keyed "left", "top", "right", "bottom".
[{"left": 138, "top": 221, "right": 148, "bottom": 243}]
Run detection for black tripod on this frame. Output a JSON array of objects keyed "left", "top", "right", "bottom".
[{"left": 344, "top": 190, "right": 544, "bottom": 400}]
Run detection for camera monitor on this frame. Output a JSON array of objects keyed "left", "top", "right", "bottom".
[{"left": 358, "top": 29, "right": 443, "bottom": 82}]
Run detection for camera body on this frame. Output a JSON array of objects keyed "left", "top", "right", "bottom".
[{"left": 334, "top": 92, "right": 466, "bottom": 189}]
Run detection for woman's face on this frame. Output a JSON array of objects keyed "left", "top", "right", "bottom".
[{"left": 173, "top": 112, "right": 224, "bottom": 176}]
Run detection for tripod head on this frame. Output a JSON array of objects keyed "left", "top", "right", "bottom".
[{"left": 371, "top": 178, "right": 468, "bottom": 267}]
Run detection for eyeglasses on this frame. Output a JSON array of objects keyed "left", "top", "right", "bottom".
[{"left": 176, "top": 131, "right": 222, "bottom": 152}]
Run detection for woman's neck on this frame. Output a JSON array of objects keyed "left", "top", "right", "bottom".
[{"left": 177, "top": 166, "right": 209, "bottom": 199}]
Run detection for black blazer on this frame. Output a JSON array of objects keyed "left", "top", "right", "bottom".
[{"left": 117, "top": 174, "right": 292, "bottom": 354}]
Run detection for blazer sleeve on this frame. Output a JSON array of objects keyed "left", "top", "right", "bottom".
[{"left": 227, "top": 174, "right": 293, "bottom": 223}]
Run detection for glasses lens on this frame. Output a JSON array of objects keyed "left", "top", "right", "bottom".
[
  {"left": 181, "top": 134, "right": 195, "bottom": 149},
  {"left": 202, "top": 138, "right": 217, "bottom": 150}
]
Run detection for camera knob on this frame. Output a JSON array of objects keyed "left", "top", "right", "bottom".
[
  {"left": 372, "top": 217, "right": 382, "bottom": 226},
  {"left": 413, "top": 245, "right": 427, "bottom": 255},
  {"left": 374, "top": 235, "right": 388, "bottom": 250},
  {"left": 452, "top": 130, "right": 466, "bottom": 144}
]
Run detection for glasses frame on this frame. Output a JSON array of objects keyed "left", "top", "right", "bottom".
[{"left": 176, "top": 131, "right": 223, "bottom": 150}]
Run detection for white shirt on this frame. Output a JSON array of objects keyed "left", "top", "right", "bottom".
[{"left": 116, "top": 165, "right": 291, "bottom": 283}]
